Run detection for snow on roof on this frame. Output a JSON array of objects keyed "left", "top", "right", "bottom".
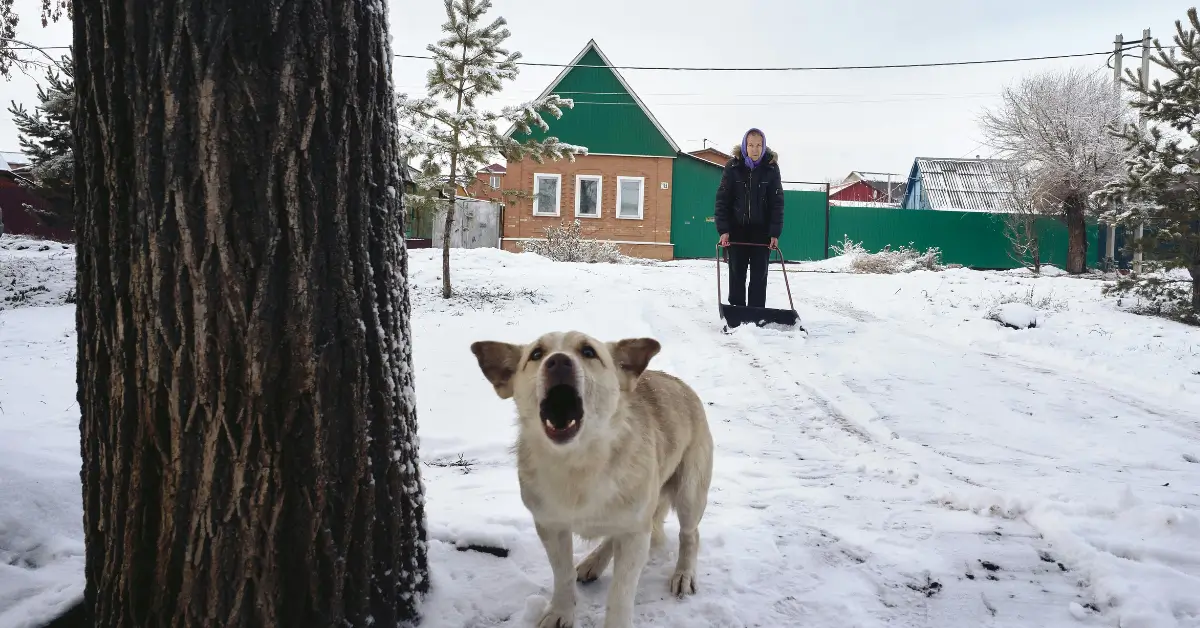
[
  {"left": 830, "top": 200, "right": 901, "bottom": 208},
  {"left": 852, "top": 170, "right": 901, "bottom": 183},
  {"left": 478, "top": 164, "right": 506, "bottom": 174},
  {"left": 913, "top": 157, "right": 1017, "bottom": 212},
  {"left": 0, "top": 151, "right": 26, "bottom": 164},
  {"left": 829, "top": 180, "right": 857, "bottom": 195},
  {"left": 0, "top": 151, "right": 26, "bottom": 170}
]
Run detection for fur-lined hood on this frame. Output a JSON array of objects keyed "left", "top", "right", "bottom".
[{"left": 730, "top": 144, "right": 779, "bottom": 166}]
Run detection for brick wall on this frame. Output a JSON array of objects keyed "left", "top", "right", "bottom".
[
  {"left": 466, "top": 170, "right": 506, "bottom": 202},
  {"left": 501, "top": 154, "right": 674, "bottom": 259}
]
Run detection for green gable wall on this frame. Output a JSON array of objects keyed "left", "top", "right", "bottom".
[{"left": 513, "top": 47, "right": 676, "bottom": 158}]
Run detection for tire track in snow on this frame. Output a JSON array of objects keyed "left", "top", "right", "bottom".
[
  {"left": 642, "top": 294, "right": 945, "bottom": 490},
  {"left": 803, "top": 292, "right": 1200, "bottom": 441},
  {"left": 795, "top": 293, "right": 1200, "bottom": 483},
  {"left": 718, "top": 325, "right": 995, "bottom": 494}
]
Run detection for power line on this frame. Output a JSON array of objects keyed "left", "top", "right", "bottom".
[
  {"left": 4, "top": 41, "right": 1168, "bottom": 73},
  {"left": 481, "top": 95, "right": 995, "bottom": 107},
  {"left": 394, "top": 87, "right": 1000, "bottom": 98},
  {"left": 395, "top": 46, "right": 1149, "bottom": 72}
]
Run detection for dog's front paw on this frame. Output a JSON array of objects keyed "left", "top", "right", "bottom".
[
  {"left": 538, "top": 606, "right": 575, "bottom": 628},
  {"left": 669, "top": 569, "right": 697, "bottom": 597}
]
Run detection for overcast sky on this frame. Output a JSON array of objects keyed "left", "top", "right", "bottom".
[{"left": 0, "top": 0, "right": 1192, "bottom": 181}]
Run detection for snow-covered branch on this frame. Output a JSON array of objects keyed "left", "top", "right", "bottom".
[{"left": 980, "top": 67, "right": 1133, "bottom": 206}]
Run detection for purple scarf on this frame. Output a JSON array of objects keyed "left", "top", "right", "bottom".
[{"left": 741, "top": 128, "right": 766, "bottom": 169}]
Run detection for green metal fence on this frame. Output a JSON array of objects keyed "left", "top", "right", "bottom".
[
  {"left": 779, "top": 190, "right": 828, "bottom": 261},
  {"left": 825, "top": 205, "right": 1100, "bottom": 269},
  {"left": 669, "top": 159, "right": 1102, "bottom": 269}
]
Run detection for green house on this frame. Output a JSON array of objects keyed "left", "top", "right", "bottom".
[{"left": 500, "top": 39, "right": 729, "bottom": 261}]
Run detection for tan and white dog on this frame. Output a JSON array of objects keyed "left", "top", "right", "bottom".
[{"left": 470, "top": 331, "right": 714, "bottom": 628}]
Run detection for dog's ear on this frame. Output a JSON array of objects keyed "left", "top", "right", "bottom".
[
  {"left": 608, "top": 338, "right": 661, "bottom": 390},
  {"left": 470, "top": 341, "right": 523, "bottom": 399}
]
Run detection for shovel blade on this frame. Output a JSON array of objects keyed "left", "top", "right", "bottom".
[{"left": 719, "top": 304, "right": 801, "bottom": 330}]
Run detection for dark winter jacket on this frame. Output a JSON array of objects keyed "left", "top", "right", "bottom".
[{"left": 713, "top": 144, "right": 785, "bottom": 244}]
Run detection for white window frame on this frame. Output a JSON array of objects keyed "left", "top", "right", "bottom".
[
  {"left": 574, "top": 174, "right": 603, "bottom": 219},
  {"left": 489, "top": 174, "right": 500, "bottom": 189},
  {"left": 532, "top": 173, "right": 562, "bottom": 217},
  {"left": 615, "top": 176, "right": 645, "bottom": 220}
]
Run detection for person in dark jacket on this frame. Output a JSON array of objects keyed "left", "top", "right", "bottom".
[{"left": 714, "top": 128, "right": 784, "bottom": 308}]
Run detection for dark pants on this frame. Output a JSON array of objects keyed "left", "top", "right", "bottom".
[{"left": 727, "top": 245, "right": 771, "bottom": 308}]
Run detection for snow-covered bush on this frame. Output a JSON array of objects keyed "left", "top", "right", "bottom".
[
  {"left": 520, "top": 220, "right": 628, "bottom": 264},
  {"left": 1102, "top": 267, "right": 1199, "bottom": 326},
  {"left": 983, "top": 285, "right": 1067, "bottom": 313},
  {"left": 981, "top": 285, "right": 1066, "bottom": 328},
  {"left": 988, "top": 302, "right": 1040, "bottom": 329},
  {"left": 828, "top": 236, "right": 944, "bottom": 274}
]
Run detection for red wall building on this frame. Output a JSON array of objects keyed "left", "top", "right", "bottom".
[{"left": 0, "top": 162, "right": 72, "bottom": 241}]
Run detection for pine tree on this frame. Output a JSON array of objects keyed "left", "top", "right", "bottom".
[
  {"left": 398, "top": 0, "right": 587, "bottom": 299},
  {"left": 0, "top": 1, "right": 69, "bottom": 78},
  {"left": 1097, "top": 8, "right": 1200, "bottom": 322},
  {"left": 7, "top": 54, "right": 73, "bottom": 232}
]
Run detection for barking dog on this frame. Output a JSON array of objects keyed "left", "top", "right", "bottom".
[{"left": 470, "top": 332, "right": 714, "bottom": 628}]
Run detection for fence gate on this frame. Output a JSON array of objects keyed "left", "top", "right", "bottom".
[{"left": 431, "top": 198, "right": 501, "bottom": 249}]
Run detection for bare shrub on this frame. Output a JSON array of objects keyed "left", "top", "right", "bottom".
[
  {"left": 980, "top": 285, "right": 1068, "bottom": 317},
  {"left": 829, "top": 236, "right": 944, "bottom": 274},
  {"left": 520, "top": 219, "right": 628, "bottom": 264}
]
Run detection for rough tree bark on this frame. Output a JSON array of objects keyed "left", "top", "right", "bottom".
[
  {"left": 1191, "top": 264, "right": 1200, "bottom": 311},
  {"left": 72, "top": 1, "right": 429, "bottom": 626},
  {"left": 1064, "top": 192, "right": 1088, "bottom": 275}
]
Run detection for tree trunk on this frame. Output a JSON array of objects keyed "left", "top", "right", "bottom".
[
  {"left": 72, "top": 1, "right": 429, "bottom": 627},
  {"left": 1191, "top": 265, "right": 1200, "bottom": 312},
  {"left": 1064, "top": 192, "right": 1088, "bottom": 275},
  {"left": 442, "top": 192, "right": 457, "bottom": 299},
  {"left": 1031, "top": 234, "right": 1041, "bottom": 275}
]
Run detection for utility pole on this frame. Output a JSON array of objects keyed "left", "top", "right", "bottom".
[
  {"left": 1107, "top": 33, "right": 1124, "bottom": 269},
  {"left": 1134, "top": 28, "right": 1151, "bottom": 274}
]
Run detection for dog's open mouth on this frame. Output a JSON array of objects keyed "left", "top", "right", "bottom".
[{"left": 539, "top": 384, "right": 584, "bottom": 444}]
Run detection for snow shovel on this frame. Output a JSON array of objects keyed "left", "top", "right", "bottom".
[{"left": 716, "top": 242, "right": 804, "bottom": 332}]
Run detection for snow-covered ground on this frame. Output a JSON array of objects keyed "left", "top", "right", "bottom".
[{"left": 2, "top": 234, "right": 1199, "bottom": 628}]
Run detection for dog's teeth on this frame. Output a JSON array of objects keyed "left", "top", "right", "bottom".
[
  {"left": 566, "top": 420, "right": 577, "bottom": 428},
  {"left": 543, "top": 419, "right": 554, "bottom": 430}
]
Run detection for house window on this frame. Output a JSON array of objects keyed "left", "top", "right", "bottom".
[
  {"left": 489, "top": 175, "right": 500, "bottom": 189},
  {"left": 575, "top": 175, "right": 602, "bottom": 218},
  {"left": 616, "top": 176, "right": 644, "bottom": 220},
  {"left": 532, "top": 173, "right": 561, "bottom": 216}
]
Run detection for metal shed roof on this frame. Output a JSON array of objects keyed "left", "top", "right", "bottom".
[{"left": 911, "top": 157, "right": 1017, "bottom": 212}]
